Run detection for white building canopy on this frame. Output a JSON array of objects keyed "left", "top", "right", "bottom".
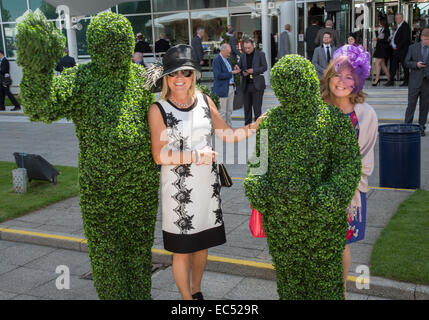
[{"left": 44, "top": 0, "right": 131, "bottom": 16}]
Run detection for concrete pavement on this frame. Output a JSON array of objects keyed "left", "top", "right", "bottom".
[{"left": 1, "top": 85, "right": 428, "bottom": 300}]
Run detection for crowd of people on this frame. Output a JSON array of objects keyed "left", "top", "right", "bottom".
[{"left": 306, "top": 13, "right": 428, "bottom": 136}]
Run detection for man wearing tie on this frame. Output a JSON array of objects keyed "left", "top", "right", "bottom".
[
  {"left": 404, "top": 28, "right": 429, "bottom": 136},
  {"left": 312, "top": 32, "right": 337, "bottom": 79},
  {"left": 384, "top": 13, "right": 411, "bottom": 86}
]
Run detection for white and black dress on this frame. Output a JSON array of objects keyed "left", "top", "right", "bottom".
[{"left": 155, "top": 93, "right": 226, "bottom": 253}]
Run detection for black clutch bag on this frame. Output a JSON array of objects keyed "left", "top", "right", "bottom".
[{"left": 218, "top": 164, "right": 232, "bottom": 187}]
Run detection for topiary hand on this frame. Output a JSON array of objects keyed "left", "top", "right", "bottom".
[{"left": 16, "top": 9, "right": 65, "bottom": 73}]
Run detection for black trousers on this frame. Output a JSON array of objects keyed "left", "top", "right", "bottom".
[
  {"left": 243, "top": 83, "right": 264, "bottom": 125},
  {"left": 0, "top": 85, "right": 20, "bottom": 108},
  {"left": 389, "top": 52, "right": 409, "bottom": 83},
  {"left": 404, "top": 78, "right": 429, "bottom": 130}
]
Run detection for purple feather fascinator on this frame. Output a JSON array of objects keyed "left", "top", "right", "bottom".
[{"left": 332, "top": 45, "right": 371, "bottom": 94}]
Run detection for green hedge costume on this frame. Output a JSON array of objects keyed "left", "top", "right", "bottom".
[
  {"left": 244, "top": 55, "right": 361, "bottom": 300},
  {"left": 16, "top": 11, "right": 159, "bottom": 299}
]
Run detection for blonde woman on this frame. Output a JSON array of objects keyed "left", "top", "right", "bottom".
[
  {"left": 320, "top": 45, "right": 378, "bottom": 296},
  {"left": 148, "top": 45, "right": 264, "bottom": 300}
]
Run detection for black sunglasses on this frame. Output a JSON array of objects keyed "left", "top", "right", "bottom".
[{"left": 167, "top": 70, "right": 194, "bottom": 78}]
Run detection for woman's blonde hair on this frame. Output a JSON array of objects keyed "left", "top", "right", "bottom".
[
  {"left": 159, "top": 71, "right": 197, "bottom": 101},
  {"left": 320, "top": 60, "right": 367, "bottom": 105}
]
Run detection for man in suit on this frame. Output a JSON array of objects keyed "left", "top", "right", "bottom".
[
  {"left": 212, "top": 43, "right": 241, "bottom": 126},
  {"left": 55, "top": 48, "right": 76, "bottom": 73},
  {"left": 191, "top": 27, "right": 205, "bottom": 66},
  {"left": 0, "top": 50, "right": 21, "bottom": 111},
  {"left": 404, "top": 28, "right": 429, "bottom": 136},
  {"left": 312, "top": 32, "right": 337, "bottom": 79},
  {"left": 385, "top": 13, "right": 411, "bottom": 86},
  {"left": 226, "top": 25, "right": 241, "bottom": 64},
  {"left": 134, "top": 33, "right": 151, "bottom": 54},
  {"left": 278, "top": 24, "right": 292, "bottom": 58},
  {"left": 238, "top": 39, "right": 268, "bottom": 125},
  {"left": 305, "top": 18, "right": 321, "bottom": 61},
  {"left": 155, "top": 33, "right": 170, "bottom": 55},
  {"left": 314, "top": 19, "right": 340, "bottom": 48}
]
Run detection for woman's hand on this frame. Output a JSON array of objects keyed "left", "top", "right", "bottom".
[
  {"left": 195, "top": 146, "right": 218, "bottom": 165},
  {"left": 250, "top": 112, "right": 267, "bottom": 130}
]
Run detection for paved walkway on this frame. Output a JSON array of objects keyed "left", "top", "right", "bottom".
[{"left": 1, "top": 86, "right": 428, "bottom": 300}]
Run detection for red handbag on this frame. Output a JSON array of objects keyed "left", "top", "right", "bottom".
[{"left": 249, "top": 207, "right": 267, "bottom": 238}]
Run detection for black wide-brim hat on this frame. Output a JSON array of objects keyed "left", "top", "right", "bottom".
[{"left": 144, "top": 44, "right": 201, "bottom": 92}]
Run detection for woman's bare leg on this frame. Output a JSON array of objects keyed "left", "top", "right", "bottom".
[
  {"left": 381, "top": 59, "right": 390, "bottom": 81},
  {"left": 342, "top": 244, "right": 351, "bottom": 299},
  {"left": 172, "top": 253, "right": 193, "bottom": 300},
  {"left": 191, "top": 249, "right": 208, "bottom": 295}
]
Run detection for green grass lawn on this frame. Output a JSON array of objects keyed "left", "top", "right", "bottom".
[
  {"left": 0, "top": 161, "right": 79, "bottom": 223},
  {"left": 370, "top": 189, "right": 429, "bottom": 285}
]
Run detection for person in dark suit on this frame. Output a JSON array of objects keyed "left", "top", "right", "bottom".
[
  {"left": 404, "top": 28, "right": 429, "bottom": 136},
  {"left": 191, "top": 28, "right": 205, "bottom": 66},
  {"left": 305, "top": 18, "right": 321, "bottom": 61},
  {"left": 237, "top": 38, "right": 268, "bottom": 125},
  {"left": 384, "top": 13, "right": 411, "bottom": 86},
  {"left": 312, "top": 33, "right": 337, "bottom": 79},
  {"left": 55, "top": 48, "right": 76, "bottom": 73},
  {"left": 314, "top": 19, "right": 340, "bottom": 48},
  {"left": 155, "top": 33, "right": 170, "bottom": 55},
  {"left": 134, "top": 33, "right": 151, "bottom": 53},
  {"left": 0, "top": 50, "right": 21, "bottom": 111}
]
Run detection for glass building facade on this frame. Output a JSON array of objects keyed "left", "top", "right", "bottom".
[{"left": 0, "top": 0, "right": 264, "bottom": 60}]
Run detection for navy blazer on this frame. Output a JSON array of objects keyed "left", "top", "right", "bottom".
[
  {"left": 238, "top": 49, "right": 267, "bottom": 92},
  {"left": 212, "top": 54, "right": 233, "bottom": 98}
]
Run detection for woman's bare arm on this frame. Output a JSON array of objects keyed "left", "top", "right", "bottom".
[{"left": 207, "top": 95, "right": 264, "bottom": 143}]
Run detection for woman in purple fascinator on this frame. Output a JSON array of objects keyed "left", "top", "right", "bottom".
[{"left": 320, "top": 44, "right": 379, "bottom": 298}]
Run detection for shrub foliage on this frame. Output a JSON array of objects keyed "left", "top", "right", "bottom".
[
  {"left": 244, "top": 55, "right": 361, "bottom": 299},
  {"left": 16, "top": 11, "right": 159, "bottom": 299}
]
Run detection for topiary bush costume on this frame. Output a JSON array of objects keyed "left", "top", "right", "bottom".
[
  {"left": 15, "top": 10, "right": 159, "bottom": 300},
  {"left": 244, "top": 55, "right": 361, "bottom": 300}
]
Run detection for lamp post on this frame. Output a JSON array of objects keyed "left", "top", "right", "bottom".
[{"left": 261, "top": 0, "right": 271, "bottom": 84}]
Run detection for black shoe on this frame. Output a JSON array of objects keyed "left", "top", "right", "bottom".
[
  {"left": 400, "top": 82, "right": 408, "bottom": 87},
  {"left": 384, "top": 81, "right": 394, "bottom": 86},
  {"left": 372, "top": 80, "right": 380, "bottom": 86},
  {"left": 192, "top": 292, "right": 204, "bottom": 300},
  {"left": 10, "top": 106, "right": 21, "bottom": 111}
]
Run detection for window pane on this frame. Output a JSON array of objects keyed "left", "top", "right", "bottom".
[
  {"left": 189, "top": 0, "right": 226, "bottom": 10},
  {"left": 191, "top": 9, "right": 227, "bottom": 42},
  {"left": 29, "top": 0, "right": 57, "bottom": 20},
  {"left": 152, "top": 0, "right": 187, "bottom": 12},
  {"left": 0, "top": 0, "right": 28, "bottom": 22},
  {"left": 229, "top": 0, "right": 254, "bottom": 8},
  {"left": 3, "top": 23, "right": 17, "bottom": 58},
  {"left": 126, "top": 15, "right": 152, "bottom": 51},
  {"left": 76, "top": 18, "right": 90, "bottom": 56},
  {"left": 153, "top": 12, "right": 189, "bottom": 46},
  {"left": 230, "top": 15, "right": 261, "bottom": 47},
  {"left": 118, "top": 1, "right": 150, "bottom": 14}
]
